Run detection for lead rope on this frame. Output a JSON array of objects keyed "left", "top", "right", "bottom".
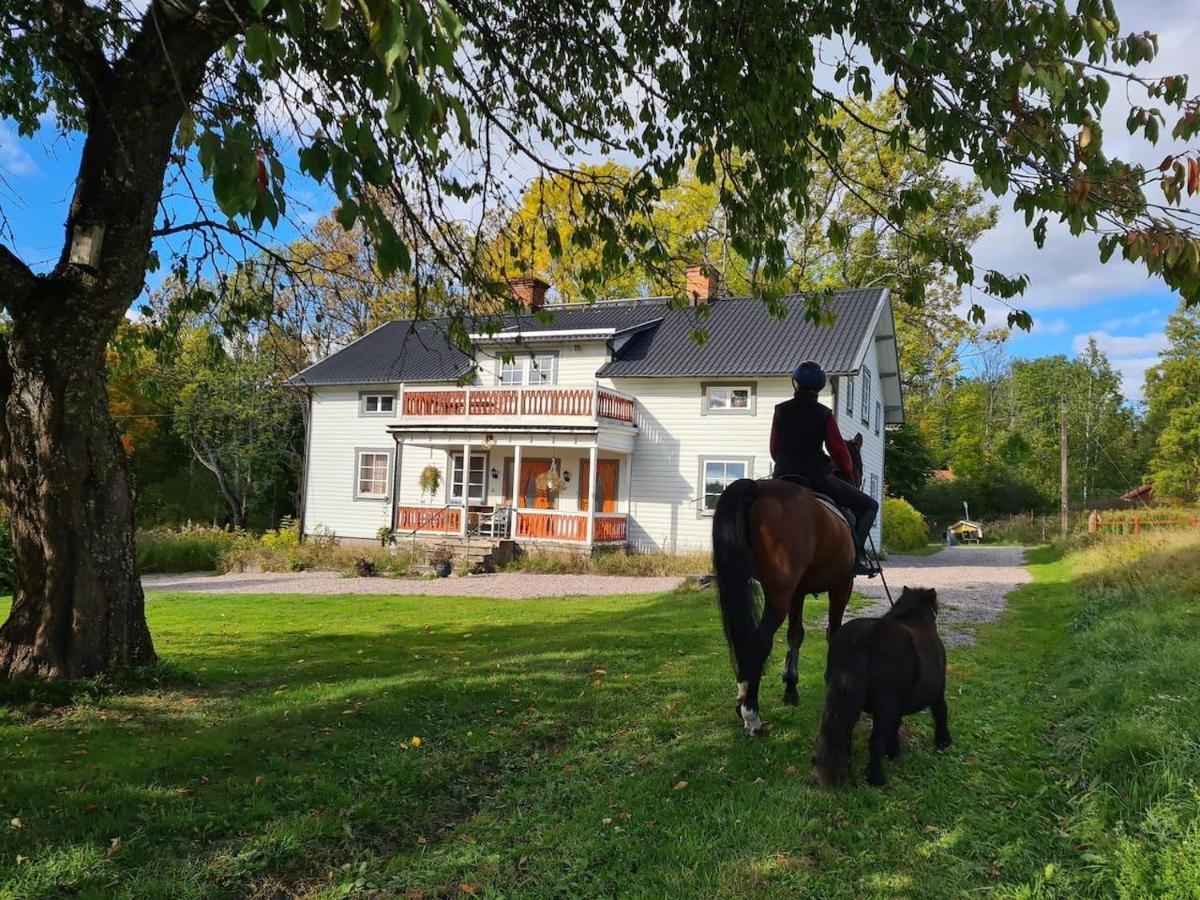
[{"left": 866, "top": 531, "right": 894, "bottom": 607}]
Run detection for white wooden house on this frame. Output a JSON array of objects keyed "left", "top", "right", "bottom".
[{"left": 288, "top": 270, "right": 903, "bottom": 554}]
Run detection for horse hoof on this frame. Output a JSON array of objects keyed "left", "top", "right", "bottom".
[
  {"left": 867, "top": 771, "right": 887, "bottom": 787},
  {"left": 781, "top": 690, "right": 799, "bottom": 707},
  {"left": 935, "top": 734, "right": 952, "bottom": 750},
  {"left": 741, "top": 708, "right": 767, "bottom": 736}
]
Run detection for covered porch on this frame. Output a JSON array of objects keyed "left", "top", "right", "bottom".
[{"left": 388, "top": 423, "right": 635, "bottom": 548}]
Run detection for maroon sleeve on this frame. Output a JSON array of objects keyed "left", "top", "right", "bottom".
[
  {"left": 769, "top": 407, "right": 780, "bottom": 461},
  {"left": 826, "top": 416, "right": 853, "bottom": 475}
]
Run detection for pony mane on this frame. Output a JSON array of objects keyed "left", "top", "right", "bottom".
[{"left": 887, "top": 586, "right": 937, "bottom": 619}]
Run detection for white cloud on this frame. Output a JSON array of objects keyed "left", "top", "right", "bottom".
[
  {"left": 0, "top": 123, "right": 39, "bottom": 177},
  {"left": 1112, "top": 356, "right": 1161, "bottom": 403},
  {"left": 1033, "top": 316, "right": 1068, "bottom": 336},
  {"left": 1072, "top": 330, "right": 1169, "bottom": 358},
  {"left": 1101, "top": 308, "right": 1162, "bottom": 332}
]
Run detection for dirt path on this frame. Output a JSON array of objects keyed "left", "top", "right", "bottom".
[
  {"left": 854, "top": 545, "right": 1031, "bottom": 646},
  {"left": 142, "top": 570, "right": 687, "bottom": 599}
]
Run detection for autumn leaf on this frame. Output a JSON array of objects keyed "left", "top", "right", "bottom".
[
  {"left": 674, "top": 780, "right": 688, "bottom": 791},
  {"left": 1188, "top": 158, "right": 1199, "bottom": 196},
  {"left": 9, "top": 817, "right": 21, "bottom": 829}
]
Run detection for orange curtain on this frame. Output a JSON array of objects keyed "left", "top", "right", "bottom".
[{"left": 580, "top": 460, "right": 618, "bottom": 512}]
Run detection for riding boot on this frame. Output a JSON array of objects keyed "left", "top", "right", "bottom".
[{"left": 853, "top": 515, "right": 876, "bottom": 576}]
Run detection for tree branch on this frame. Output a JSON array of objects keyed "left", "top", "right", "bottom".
[{"left": 37, "top": 0, "right": 114, "bottom": 106}]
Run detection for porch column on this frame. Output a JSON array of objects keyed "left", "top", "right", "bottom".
[
  {"left": 460, "top": 440, "right": 471, "bottom": 537},
  {"left": 621, "top": 449, "right": 633, "bottom": 514},
  {"left": 584, "top": 444, "right": 598, "bottom": 545},
  {"left": 511, "top": 442, "right": 523, "bottom": 538}
]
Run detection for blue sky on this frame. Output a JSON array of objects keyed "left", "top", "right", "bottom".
[{"left": 1, "top": 0, "right": 1195, "bottom": 402}]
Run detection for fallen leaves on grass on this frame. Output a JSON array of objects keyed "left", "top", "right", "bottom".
[{"left": 674, "top": 781, "right": 688, "bottom": 791}]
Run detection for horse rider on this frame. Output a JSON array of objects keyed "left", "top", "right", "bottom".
[{"left": 770, "top": 361, "right": 879, "bottom": 576}]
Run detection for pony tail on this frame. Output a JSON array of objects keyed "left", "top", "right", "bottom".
[
  {"left": 813, "top": 632, "right": 871, "bottom": 786},
  {"left": 712, "top": 478, "right": 761, "bottom": 681}
]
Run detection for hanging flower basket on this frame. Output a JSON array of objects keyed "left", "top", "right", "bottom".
[
  {"left": 535, "top": 470, "right": 567, "bottom": 495},
  {"left": 418, "top": 465, "right": 441, "bottom": 496}
]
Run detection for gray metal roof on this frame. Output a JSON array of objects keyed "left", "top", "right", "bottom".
[
  {"left": 287, "top": 289, "right": 889, "bottom": 386},
  {"left": 598, "top": 289, "right": 888, "bottom": 378},
  {"left": 287, "top": 320, "right": 474, "bottom": 386}
]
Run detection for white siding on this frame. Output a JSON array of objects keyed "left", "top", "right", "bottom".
[
  {"left": 303, "top": 385, "right": 400, "bottom": 540},
  {"left": 832, "top": 332, "right": 886, "bottom": 547},
  {"left": 610, "top": 376, "right": 800, "bottom": 552}
]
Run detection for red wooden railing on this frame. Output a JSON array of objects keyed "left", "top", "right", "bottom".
[
  {"left": 593, "top": 514, "right": 628, "bottom": 543},
  {"left": 1093, "top": 515, "right": 1200, "bottom": 536},
  {"left": 516, "top": 510, "right": 588, "bottom": 542},
  {"left": 401, "top": 386, "right": 635, "bottom": 423},
  {"left": 520, "top": 388, "right": 593, "bottom": 417},
  {"left": 596, "top": 389, "right": 635, "bottom": 424},
  {"left": 402, "top": 391, "right": 467, "bottom": 417},
  {"left": 395, "top": 505, "right": 462, "bottom": 533}
]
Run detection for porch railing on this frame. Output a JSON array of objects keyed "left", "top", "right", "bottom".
[
  {"left": 593, "top": 514, "right": 629, "bottom": 544},
  {"left": 395, "top": 505, "right": 461, "bottom": 534},
  {"left": 400, "top": 385, "right": 636, "bottom": 425}
]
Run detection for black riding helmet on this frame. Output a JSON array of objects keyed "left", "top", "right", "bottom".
[{"left": 791, "top": 360, "right": 826, "bottom": 394}]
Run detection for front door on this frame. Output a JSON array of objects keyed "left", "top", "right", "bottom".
[
  {"left": 579, "top": 459, "right": 619, "bottom": 512},
  {"left": 518, "top": 458, "right": 554, "bottom": 509}
]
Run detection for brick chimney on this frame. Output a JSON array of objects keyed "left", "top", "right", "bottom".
[
  {"left": 509, "top": 276, "right": 549, "bottom": 312},
  {"left": 686, "top": 263, "right": 718, "bottom": 304}
]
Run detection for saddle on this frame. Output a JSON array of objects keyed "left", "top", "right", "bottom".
[{"left": 775, "top": 474, "right": 855, "bottom": 533}]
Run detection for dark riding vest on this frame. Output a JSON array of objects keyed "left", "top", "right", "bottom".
[{"left": 773, "top": 394, "right": 833, "bottom": 478}]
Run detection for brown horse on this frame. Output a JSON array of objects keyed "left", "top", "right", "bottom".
[{"left": 712, "top": 436, "right": 863, "bottom": 736}]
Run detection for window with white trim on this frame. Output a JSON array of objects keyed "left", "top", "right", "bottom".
[
  {"left": 844, "top": 375, "right": 855, "bottom": 414},
  {"left": 869, "top": 473, "right": 880, "bottom": 500},
  {"left": 498, "top": 352, "right": 557, "bottom": 385},
  {"left": 451, "top": 453, "right": 487, "bottom": 504},
  {"left": 356, "top": 451, "right": 391, "bottom": 498},
  {"left": 861, "top": 367, "right": 872, "bottom": 425},
  {"left": 360, "top": 393, "right": 396, "bottom": 416},
  {"left": 703, "top": 385, "right": 754, "bottom": 414},
  {"left": 875, "top": 400, "right": 882, "bottom": 435},
  {"left": 701, "top": 458, "right": 749, "bottom": 514}
]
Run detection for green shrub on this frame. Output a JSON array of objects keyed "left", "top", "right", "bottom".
[
  {"left": 882, "top": 496, "right": 928, "bottom": 553},
  {"left": 137, "top": 525, "right": 238, "bottom": 573}
]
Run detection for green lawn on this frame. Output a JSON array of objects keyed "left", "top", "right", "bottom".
[{"left": 2, "top": 535, "right": 1199, "bottom": 898}]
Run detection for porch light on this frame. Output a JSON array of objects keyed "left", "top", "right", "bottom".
[
  {"left": 490, "top": 467, "right": 499, "bottom": 480},
  {"left": 563, "top": 470, "right": 571, "bottom": 483}
]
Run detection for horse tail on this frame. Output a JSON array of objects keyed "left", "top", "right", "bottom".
[
  {"left": 813, "top": 627, "right": 872, "bottom": 786},
  {"left": 713, "top": 477, "right": 761, "bottom": 681}
]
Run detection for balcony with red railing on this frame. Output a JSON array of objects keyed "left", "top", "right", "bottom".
[{"left": 399, "top": 384, "right": 636, "bottom": 426}]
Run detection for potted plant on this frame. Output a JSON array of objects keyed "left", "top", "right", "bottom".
[
  {"left": 418, "top": 465, "right": 441, "bottom": 498},
  {"left": 431, "top": 545, "right": 454, "bottom": 578},
  {"left": 376, "top": 526, "right": 394, "bottom": 547},
  {"left": 535, "top": 469, "right": 567, "bottom": 497}
]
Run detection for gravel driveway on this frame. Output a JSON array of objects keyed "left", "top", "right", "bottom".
[
  {"left": 142, "top": 571, "right": 687, "bottom": 599},
  {"left": 855, "top": 545, "right": 1031, "bottom": 646}
]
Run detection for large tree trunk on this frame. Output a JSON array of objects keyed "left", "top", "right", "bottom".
[{"left": 0, "top": 299, "right": 154, "bottom": 679}]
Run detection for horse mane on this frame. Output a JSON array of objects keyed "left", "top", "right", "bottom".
[{"left": 887, "top": 586, "right": 938, "bottom": 619}]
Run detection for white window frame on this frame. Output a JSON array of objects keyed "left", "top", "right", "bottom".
[
  {"left": 701, "top": 383, "right": 756, "bottom": 416},
  {"left": 875, "top": 400, "right": 882, "bottom": 436},
  {"left": 844, "top": 374, "right": 855, "bottom": 415},
  {"left": 354, "top": 448, "right": 392, "bottom": 500},
  {"left": 699, "top": 457, "right": 751, "bottom": 517},
  {"left": 496, "top": 351, "right": 558, "bottom": 386},
  {"left": 450, "top": 453, "right": 488, "bottom": 505},
  {"left": 861, "top": 367, "right": 872, "bottom": 425},
  {"left": 359, "top": 392, "right": 397, "bottom": 416},
  {"left": 869, "top": 472, "right": 880, "bottom": 501}
]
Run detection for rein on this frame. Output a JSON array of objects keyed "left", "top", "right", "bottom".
[{"left": 867, "top": 531, "right": 894, "bottom": 606}]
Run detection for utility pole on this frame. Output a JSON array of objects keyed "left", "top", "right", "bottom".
[{"left": 1060, "top": 394, "right": 1069, "bottom": 536}]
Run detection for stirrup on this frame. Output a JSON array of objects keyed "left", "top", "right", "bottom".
[{"left": 853, "top": 556, "right": 879, "bottom": 578}]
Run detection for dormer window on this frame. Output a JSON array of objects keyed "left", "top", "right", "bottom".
[{"left": 498, "top": 352, "right": 558, "bottom": 386}]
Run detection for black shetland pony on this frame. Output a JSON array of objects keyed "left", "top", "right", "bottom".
[{"left": 812, "top": 587, "right": 951, "bottom": 787}]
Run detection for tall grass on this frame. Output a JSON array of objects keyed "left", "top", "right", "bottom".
[
  {"left": 136, "top": 525, "right": 238, "bottom": 573},
  {"left": 507, "top": 548, "right": 710, "bottom": 577},
  {"left": 1042, "top": 532, "right": 1200, "bottom": 896}
]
